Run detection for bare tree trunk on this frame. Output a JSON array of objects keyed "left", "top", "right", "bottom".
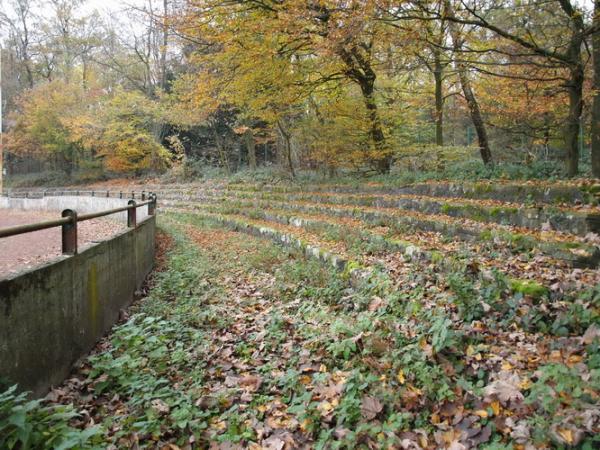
[
  {"left": 82, "top": 57, "right": 88, "bottom": 90},
  {"left": 160, "top": 0, "right": 168, "bottom": 90},
  {"left": 560, "top": 1, "right": 585, "bottom": 177},
  {"left": 19, "top": 0, "right": 34, "bottom": 88},
  {"left": 337, "top": 45, "right": 391, "bottom": 174},
  {"left": 591, "top": 0, "right": 600, "bottom": 177},
  {"left": 212, "top": 125, "right": 230, "bottom": 174},
  {"left": 359, "top": 80, "right": 391, "bottom": 173},
  {"left": 245, "top": 128, "right": 257, "bottom": 170},
  {"left": 277, "top": 120, "right": 295, "bottom": 178},
  {"left": 445, "top": 0, "right": 492, "bottom": 165},
  {"left": 433, "top": 48, "right": 444, "bottom": 146},
  {"left": 565, "top": 64, "right": 584, "bottom": 177},
  {"left": 23, "top": 57, "right": 34, "bottom": 88},
  {"left": 459, "top": 69, "right": 492, "bottom": 164},
  {"left": 562, "top": 18, "right": 585, "bottom": 177}
]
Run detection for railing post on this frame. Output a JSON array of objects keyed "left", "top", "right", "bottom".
[
  {"left": 148, "top": 194, "right": 156, "bottom": 216},
  {"left": 127, "top": 200, "right": 137, "bottom": 228},
  {"left": 61, "top": 209, "right": 78, "bottom": 255}
]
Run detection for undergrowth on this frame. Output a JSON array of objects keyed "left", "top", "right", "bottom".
[{"left": 1, "top": 214, "right": 599, "bottom": 448}]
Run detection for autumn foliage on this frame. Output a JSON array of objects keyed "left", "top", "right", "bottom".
[
  {"left": 6, "top": 82, "right": 169, "bottom": 175},
  {"left": 2, "top": 0, "right": 600, "bottom": 178}
]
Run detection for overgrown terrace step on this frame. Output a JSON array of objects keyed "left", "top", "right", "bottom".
[
  {"left": 22, "top": 183, "right": 600, "bottom": 236},
  {"left": 160, "top": 195, "right": 600, "bottom": 268},
  {"left": 167, "top": 209, "right": 359, "bottom": 277},
  {"left": 225, "top": 180, "right": 600, "bottom": 206},
  {"left": 200, "top": 202, "right": 573, "bottom": 264},
  {"left": 166, "top": 207, "right": 599, "bottom": 299},
  {"left": 164, "top": 188, "right": 599, "bottom": 240},
  {"left": 27, "top": 178, "right": 599, "bottom": 206},
  {"left": 168, "top": 206, "right": 428, "bottom": 276},
  {"left": 193, "top": 203, "right": 600, "bottom": 285},
  {"left": 202, "top": 189, "right": 600, "bottom": 237},
  {"left": 31, "top": 183, "right": 600, "bottom": 235}
]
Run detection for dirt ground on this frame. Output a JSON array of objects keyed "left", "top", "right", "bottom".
[{"left": 0, "top": 209, "right": 126, "bottom": 279}]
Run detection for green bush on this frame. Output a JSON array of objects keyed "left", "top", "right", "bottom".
[{"left": 0, "top": 386, "right": 101, "bottom": 450}]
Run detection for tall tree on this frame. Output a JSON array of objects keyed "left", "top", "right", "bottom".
[
  {"left": 308, "top": 2, "right": 393, "bottom": 172},
  {"left": 592, "top": 0, "right": 600, "bottom": 177},
  {"left": 418, "top": 17, "right": 449, "bottom": 146},
  {"left": 0, "top": 0, "right": 35, "bottom": 88},
  {"left": 428, "top": 0, "right": 597, "bottom": 175},
  {"left": 175, "top": 0, "right": 396, "bottom": 173},
  {"left": 443, "top": 0, "right": 492, "bottom": 164},
  {"left": 244, "top": 127, "right": 257, "bottom": 171}
]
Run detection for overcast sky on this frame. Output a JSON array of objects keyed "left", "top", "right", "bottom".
[
  {"left": 81, "top": 0, "right": 595, "bottom": 15},
  {"left": 82, "top": 0, "right": 141, "bottom": 16}
]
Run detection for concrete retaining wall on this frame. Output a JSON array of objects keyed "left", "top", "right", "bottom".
[
  {"left": 0, "top": 215, "right": 155, "bottom": 397},
  {"left": 0, "top": 196, "right": 150, "bottom": 223}
]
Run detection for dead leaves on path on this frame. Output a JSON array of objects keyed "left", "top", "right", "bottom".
[
  {"left": 41, "top": 219, "right": 600, "bottom": 449},
  {"left": 483, "top": 371, "right": 524, "bottom": 404},
  {"left": 360, "top": 396, "right": 383, "bottom": 420}
]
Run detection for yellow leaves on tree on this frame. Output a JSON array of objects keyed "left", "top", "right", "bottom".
[
  {"left": 477, "top": 64, "right": 568, "bottom": 147},
  {"left": 175, "top": 0, "right": 403, "bottom": 172},
  {"left": 70, "top": 90, "right": 170, "bottom": 173},
  {"left": 7, "top": 80, "right": 169, "bottom": 175},
  {"left": 6, "top": 80, "right": 87, "bottom": 165}
]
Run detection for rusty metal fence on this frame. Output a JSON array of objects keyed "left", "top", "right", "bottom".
[
  {"left": 0, "top": 193, "right": 157, "bottom": 255},
  {"left": 3, "top": 189, "right": 155, "bottom": 200}
]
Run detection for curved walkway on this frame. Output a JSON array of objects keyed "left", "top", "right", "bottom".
[{"left": 0, "top": 209, "right": 125, "bottom": 278}]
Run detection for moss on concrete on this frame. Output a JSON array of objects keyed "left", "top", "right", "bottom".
[{"left": 509, "top": 279, "right": 549, "bottom": 299}]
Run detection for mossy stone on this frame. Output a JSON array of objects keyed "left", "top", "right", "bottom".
[{"left": 509, "top": 279, "right": 549, "bottom": 299}]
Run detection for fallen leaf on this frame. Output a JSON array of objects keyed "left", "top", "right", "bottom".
[
  {"left": 484, "top": 371, "right": 524, "bottom": 404},
  {"left": 368, "top": 296, "right": 386, "bottom": 311},
  {"left": 317, "top": 400, "right": 334, "bottom": 416},
  {"left": 397, "top": 370, "right": 405, "bottom": 384},
  {"left": 150, "top": 399, "right": 170, "bottom": 416},
  {"left": 583, "top": 323, "right": 600, "bottom": 345},
  {"left": 557, "top": 428, "right": 573, "bottom": 445},
  {"left": 263, "top": 437, "right": 284, "bottom": 450},
  {"left": 361, "top": 395, "right": 383, "bottom": 420},
  {"left": 490, "top": 401, "right": 500, "bottom": 416},
  {"left": 239, "top": 375, "right": 262, "bottom": 392}
]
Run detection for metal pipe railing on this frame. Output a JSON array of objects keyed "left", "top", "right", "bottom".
[
  {"left": 77, "top": 199, "right": 153, "bottom": 221},
  {"left": 2, "top": 189, "right": 154, "bottom": 199},
  {"left": 0, "top": 217, "right": 72, "bottom": 239},
  {"left": 1, "top": 188, "right": 211, "bottom": 207},
  {"left": 2, "top": 187, "right": 199, "bottom": 199},
  {"left": 0, "top": 194, "right": 157, "bottom": 255}
]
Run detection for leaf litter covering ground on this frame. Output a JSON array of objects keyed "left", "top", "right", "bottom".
[
  {"left": 196, "top": 194, "right": 597, "bottom": 247},
  {"left": 33, "top": 212, "right": 600, "bottom": 449},
  {"left": 203, "top": 188, "right": 600, "bottom": 215},
  {"left": 183, "top": 203, "right": 600, "bottom": 294}
]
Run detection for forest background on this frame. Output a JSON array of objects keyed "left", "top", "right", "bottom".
[{"left": 2, "top": 0, "right": 600, "bottom": 185}]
